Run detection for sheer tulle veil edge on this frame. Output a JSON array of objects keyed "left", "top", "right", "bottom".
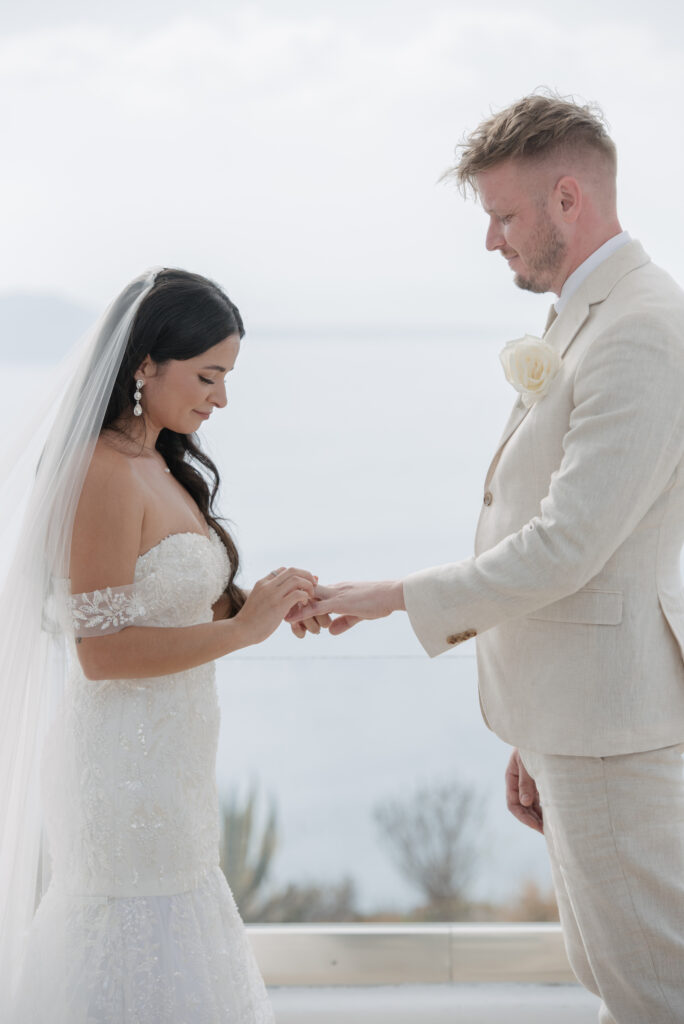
[{"left": 0, "top": 269, "right": 159, "bottom": 1009}]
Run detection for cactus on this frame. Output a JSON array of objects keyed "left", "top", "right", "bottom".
[{"left": 219, "top": 785, "right": 278, "bottom": 918}]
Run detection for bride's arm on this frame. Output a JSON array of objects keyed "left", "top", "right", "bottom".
[
  {"left": 70, "top": 450, "right": 314, "bottom": 681},
  {"left": 75, "top": 604, "right": 305, "bottom": 681}
]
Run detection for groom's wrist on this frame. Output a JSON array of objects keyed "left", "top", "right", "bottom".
[{"left": 387, "top": 580, "right": 406, "bottom": 612}]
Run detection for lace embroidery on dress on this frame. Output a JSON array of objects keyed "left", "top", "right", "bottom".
[{"left": 68, "top": 581, "right": 151, "bottom": 637}]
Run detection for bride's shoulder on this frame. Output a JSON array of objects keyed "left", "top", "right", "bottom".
[
  {"left": 71, "top": 437, "right": 145, "bottom": 579},
  {"left": 79, "top": 436, "right": 145, "bottom": 518},
  {"left": 86, "top": 436, "right": 139, "bottom": 487},
  {"left": 72, "top": 436, "right": 145, "bottom": 573}
]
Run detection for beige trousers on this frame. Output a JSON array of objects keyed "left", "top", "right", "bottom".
[{"left": 520, "top": 745, "right": 684, "bottom": 1024}]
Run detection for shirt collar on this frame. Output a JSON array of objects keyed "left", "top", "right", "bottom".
[{"left": 555, "top": 230, "right": 631, "bottom": 314}]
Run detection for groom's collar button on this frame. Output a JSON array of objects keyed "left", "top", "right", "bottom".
[
  {"left": 447, "top": 629, "right": 477, "bottom": 645},
  {"left": 483, "top": 491, "right": 493, "bottom": 506}
]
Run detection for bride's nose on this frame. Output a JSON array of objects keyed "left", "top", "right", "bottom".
[{"left": 212, "top": 379, "right": 228, "bottom": 408}]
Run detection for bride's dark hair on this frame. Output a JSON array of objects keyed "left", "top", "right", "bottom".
[{"left": 102, "top": 269, "right": 246, "bottom": 616}]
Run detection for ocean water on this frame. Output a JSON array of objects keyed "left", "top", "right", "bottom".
[
  {"left": 1, "top": 329, "right": 554, "bottom": 912},
  {"left": 216, "top": 652, "right": 551, "bottom": 911},
  {"left": 203, "top": 329, "right": 553, "bottom": 909}
]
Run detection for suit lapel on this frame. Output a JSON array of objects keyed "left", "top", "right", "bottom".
[
  {"left": 481, "top": 241, "right": 650, "bottom": 492},
  {"left": 483, "top": 396, "right": 527, "bottom": 491},
  {"left": 483, "top": 302, "right": 557, "bottom": 489},
  {"left": 543, "top": 304, "right": 558, "bottom": 333},
  {"left": 543, "top": 299, "right": 591, "bottom": 359},
  {"left": 545, "top": 239, "right": 650, "bottom": 361}
]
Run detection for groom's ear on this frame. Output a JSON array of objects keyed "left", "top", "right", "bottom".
[{"left": 555, "top": 175, "right": 582, "bottom": 223}]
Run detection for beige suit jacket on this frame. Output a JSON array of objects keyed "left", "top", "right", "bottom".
[{"left": 404, "top": 241, "right": 684, "bottom": 755}]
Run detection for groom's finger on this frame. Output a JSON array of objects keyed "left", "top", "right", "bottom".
[
  {"left": 286, "top": 599, "right": 330, "bottom": 622},
  {"left": 285, "top": 584, "right": 349, "bottom": 623},
  {"left": 505, "top": 749, "right": 544, "bottom": 834},
  {"left": 290, "top": 613, "right": 332, "bottom": 638},
  {"left": 516, "top": 755, "right": 543, "bottom": 827},
  {"left": 328, "top": 615, "right": 362, "bottom": 635},
  {"left": 510, "top": 802, "right": 544, "bottom": 833}
]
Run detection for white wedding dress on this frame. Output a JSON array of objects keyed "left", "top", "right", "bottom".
[{"left": 10, "top": 530, "right": 274, "bottom": 1024}]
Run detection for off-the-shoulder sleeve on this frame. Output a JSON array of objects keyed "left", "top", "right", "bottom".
[{"left": 67, "top": 582, "right": 150, "bottom": 637}]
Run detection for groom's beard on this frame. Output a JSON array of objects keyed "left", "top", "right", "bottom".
[{"left": 514, "top": 217, "right": 567, "bottom": 295}]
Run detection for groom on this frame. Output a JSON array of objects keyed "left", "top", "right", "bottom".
[{"left": 291, "top": 94, "right": 684, "bottom": 1022}]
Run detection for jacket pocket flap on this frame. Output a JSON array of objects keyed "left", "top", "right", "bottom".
[{"left": 528, "top": 588, "right": 623, "bottom": 625}]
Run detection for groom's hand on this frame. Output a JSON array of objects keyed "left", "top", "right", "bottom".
[
  {"left": 505, "top": 748, "right": 544, "bottom": 834},
  {"left": 290, "top": 613, "right": 332, "bottom": 639},
  {"left": 286, "top": 580, "right": 406, "bottom": 635}
]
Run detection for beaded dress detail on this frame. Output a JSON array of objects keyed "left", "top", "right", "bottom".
[{"left": 11, "top": 531, "right": 274, "bottom": 1024}]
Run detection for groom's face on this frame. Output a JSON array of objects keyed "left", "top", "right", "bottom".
[{"left": 476, "top": 159, "right": 567, "bottom": 295}]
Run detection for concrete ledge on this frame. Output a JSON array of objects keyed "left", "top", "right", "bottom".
[
  {"left": 450, "top": 924, "right": 572, "bottom": 984},
  {"left": 268, "top": 985, "right": 600, "bottom": 1023},
  {"left": 247, "top": 923, "right": 575, "bottom": 986}
]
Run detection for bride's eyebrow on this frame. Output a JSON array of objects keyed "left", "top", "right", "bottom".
[{"left": 201, "top": 364, "right": 227, "bottom": 372}]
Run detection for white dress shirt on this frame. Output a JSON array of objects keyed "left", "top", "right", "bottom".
[{"left": 555, "top": 230, "right": 631, "bottom": 314}]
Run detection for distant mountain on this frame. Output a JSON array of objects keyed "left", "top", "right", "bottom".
[{"left": 0, "top": 292, "right": 96, "bottom": 362}]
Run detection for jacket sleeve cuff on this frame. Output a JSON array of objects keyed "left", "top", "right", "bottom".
[{"left": 403, "top": 567, "right": 475, "bottom": 658}]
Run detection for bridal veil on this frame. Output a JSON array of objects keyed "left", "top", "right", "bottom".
[{"left": 0, "top": 269, "right": 157, "bottom": 1010}]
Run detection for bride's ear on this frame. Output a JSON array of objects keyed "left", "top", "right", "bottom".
[{"left": 134, "top": 355, "right": 155, "bottom": 380}]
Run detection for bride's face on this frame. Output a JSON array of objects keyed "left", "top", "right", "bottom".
[{"left": 138, "top": 333, "right": 241, "bottom": 434}]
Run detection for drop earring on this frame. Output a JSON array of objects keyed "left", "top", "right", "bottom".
[{"left": 133, "top": 379, "right": 144, "bottom": 416}]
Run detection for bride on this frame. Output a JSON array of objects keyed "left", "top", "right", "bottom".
[{"left": 0, "top": 268, "right": 324, "bottom": 1022}]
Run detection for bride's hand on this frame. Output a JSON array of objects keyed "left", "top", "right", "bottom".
[{"left": 234, "top": 567, "right": 317, "bottom": 646}]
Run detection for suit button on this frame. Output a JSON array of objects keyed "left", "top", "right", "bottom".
[{"left": 483, "top": 491, "right": 493, "bottom": 506}]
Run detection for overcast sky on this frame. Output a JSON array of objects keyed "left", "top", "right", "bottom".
[{"left": 2, "top": 0, "right": 683, "bottom": 334}]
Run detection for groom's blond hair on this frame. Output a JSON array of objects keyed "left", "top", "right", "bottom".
[{"left": 449, "top": 92, "right": 617, "bottom": 196}]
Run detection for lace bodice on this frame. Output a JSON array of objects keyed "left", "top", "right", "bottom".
[{"left": 42, "top": 530, "right": 231, "bottom": 897}]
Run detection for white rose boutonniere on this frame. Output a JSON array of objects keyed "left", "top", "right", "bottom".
[{"left": 499, "top": 334, "right": 561, "bottom": 408}]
